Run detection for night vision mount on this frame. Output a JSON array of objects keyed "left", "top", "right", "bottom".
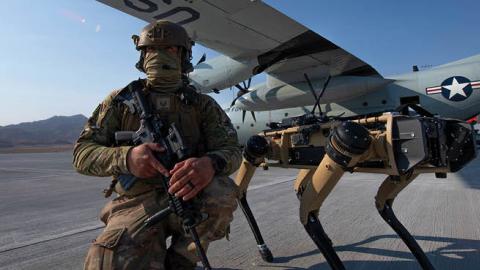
[{"left": 234, "top": 111, "right": 476, "bottom": 270}]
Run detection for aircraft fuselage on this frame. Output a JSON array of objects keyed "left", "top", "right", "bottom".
[{"left": 227, "top": 55, "right": 480, "bottom": 144}]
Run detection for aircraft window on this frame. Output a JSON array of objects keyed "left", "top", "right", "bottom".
[
  {"left": 382, "top": 100, "right": 387, "bottom": 105},
  {"left": 236, "top": 126, "right": 240, "bottom": 129},
  {"left": 250, "top": 123, "right": 254, "bottom": 127},
  {"left": 284, "top": 113, "right": 289, "bottom": 117},
  {"left": 363, "top": 102, "right": 368, "bottom": 107}
]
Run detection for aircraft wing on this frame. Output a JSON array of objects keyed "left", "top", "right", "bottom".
[{"left": 98, "top": 0, "right": 381, "bottom": 82}]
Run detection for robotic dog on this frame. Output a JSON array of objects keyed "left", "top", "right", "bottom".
[{"left": 234, "top": 108, "right": 476, "bottom": 270}]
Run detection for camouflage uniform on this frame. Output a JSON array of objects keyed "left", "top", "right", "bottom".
[{"left": 73, "top": 81, "right": 241, "bottom": 269}]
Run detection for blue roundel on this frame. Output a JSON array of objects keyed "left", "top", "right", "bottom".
[{"left": 441, "top": 76, "right": 472, "bottom": 102}]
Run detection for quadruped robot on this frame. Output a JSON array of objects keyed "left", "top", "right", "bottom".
[{"left": 234, "top": 107, "right": 476, "bottom": 270}]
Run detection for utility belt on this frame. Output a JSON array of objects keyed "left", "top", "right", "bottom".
[{"left": 104, "top": 177, "right": 165, "bottom": 198}]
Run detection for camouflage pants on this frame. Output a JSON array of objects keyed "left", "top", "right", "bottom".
[{"left": 84, "top": 176, "right": 238, "bottom": 270}]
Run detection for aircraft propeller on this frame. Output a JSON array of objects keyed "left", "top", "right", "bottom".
[
  {"left": 304, "top": 73, "right": 331, "bottom": 119},
  {"left": 230, "top": 78, "right": 257, "bottom": 123},
  {"left": 196, "top": 53, "right": 206, "bottom": 65},
  {"left": 193, "top": 53, "right": 221, "bottom": 94}
]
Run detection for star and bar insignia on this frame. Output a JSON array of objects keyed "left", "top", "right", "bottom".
[{"left": 426, "top": 76, "right": 480, "bottom": 102}]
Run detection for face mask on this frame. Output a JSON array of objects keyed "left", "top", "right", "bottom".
[{"left": 143, "top": 49, "right": 182, "bottom": 92}]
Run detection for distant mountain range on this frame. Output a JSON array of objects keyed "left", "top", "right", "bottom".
[{"left": 0, "top": 115, "right": 88, "bottom": 148}]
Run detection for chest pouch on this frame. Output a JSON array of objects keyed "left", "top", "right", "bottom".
[{"left": 149, "top": 92, "right": 203, "bottom": 155}]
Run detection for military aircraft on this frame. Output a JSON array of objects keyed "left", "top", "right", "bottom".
[
  {"left": 98, "top": 0, "right": 386, "bottom": 93},
  {"left": 96, "top": 2, "right": 480, "bottom": 268},
  {"left": 226, "top": 54, "right": 480, "bottom": 144},
  {"left": 98, "top": 0, "right": 480, "bottom": 145}
]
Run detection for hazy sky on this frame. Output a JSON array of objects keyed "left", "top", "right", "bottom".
[{"left": 0, "top": 0, "right": 479, "bottom": 126}]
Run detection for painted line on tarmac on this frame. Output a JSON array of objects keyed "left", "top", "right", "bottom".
[
  {"left": 0, "top": 224, "right": 104, "bottom": 254},
  {"left": 0, "top": 177, "right": 298, "bottom": 254},
  {"left": 248, "top": 178, "right": 294, "bottom": 191}
]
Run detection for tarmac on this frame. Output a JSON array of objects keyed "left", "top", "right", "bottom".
[{"left": 0, "top": 151, "right": 479, "bottom": 269}]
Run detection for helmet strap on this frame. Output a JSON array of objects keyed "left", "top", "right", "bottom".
[
  {"left": 180, "top": 47, "right": 194, "bottom": 74},
  {"left": 135, "top": 49, "right": 146, "bottom": 73}
]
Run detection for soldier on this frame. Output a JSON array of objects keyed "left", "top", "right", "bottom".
[{"left": 73, "top": 20, "right": 241, "bottom": 270}]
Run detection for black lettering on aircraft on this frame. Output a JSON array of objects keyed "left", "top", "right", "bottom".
[
  {"left": 124, "top": 0, "right": 157, "bottom": 13},
  {"left": 124, "top": 0, "right": 200, "bottom": 25},
  {"left": 154, "top": 7, "right": 200, "bottom": 25}
]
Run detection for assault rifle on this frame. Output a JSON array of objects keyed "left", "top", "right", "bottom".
[{"left": 114, "top": 80, "right": 211, "bottom": 270}]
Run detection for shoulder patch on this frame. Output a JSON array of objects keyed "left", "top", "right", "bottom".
[
  {"left": 112, "top": 79, "right": 145, "bottom": 114},
  {"left": 115, "top": 88, "right": 136, "bottom": 114}
]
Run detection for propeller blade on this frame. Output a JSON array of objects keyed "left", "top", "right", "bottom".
[
  {"left": 230, "top": 88, "right": 249, "bottom": 106},
  {"left": 196, "top": 53, "right": 206, "bottom": 65},
  {"left": 250, "top": 111, "right": 257, "bottom": 122},
  {"left": 309, "top": 74, "right": 332, "bottom": 116},
  {"left": 318, "top": 75, "right": 332, "bottom": 100},
  {"left": 304, "top": 73, "right": 318, "bottom": 100},
  {"left": 232, "top": 78, "right": 252, "bottom": 108},
  {"left": 231, "top": 96, "right": 240, "bottom": 107},
  {"left": 242, "top": 110, "right": 247, "bottom": 123},
  {"left": 235, "top": 84, "right": 244, "bottom": 92},
  {"left": 242, "top": 80, "right": 247, "bottom": 89}
]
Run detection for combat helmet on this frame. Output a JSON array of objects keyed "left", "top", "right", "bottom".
[{"left": 132, "top": 20, "right": 194, "bottom": 73}]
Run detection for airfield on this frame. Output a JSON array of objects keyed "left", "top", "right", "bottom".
[{"left": 0, "top": 151, "right": 479, "bottom": 270}]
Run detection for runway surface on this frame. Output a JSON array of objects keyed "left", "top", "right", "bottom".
[{"left": 0, "top": 151, "right": 479, "bottom": 269}]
